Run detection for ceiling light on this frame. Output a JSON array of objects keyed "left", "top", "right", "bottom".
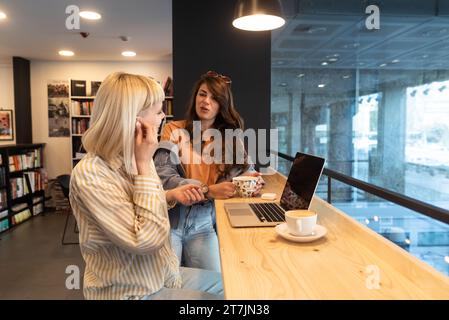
[
  {"left": 79, "top": 11, "right": 102, "bottom": 20},
  {"left": 391, "top": 59, "right": 400, "bottom": 63},
  {"left": 318, "top": 84, "right": 326, "bottom": 88},
  {"left": 373, "top": 216, "right": 379, "bottom": 222},
  {"left": 122, "top": 51, "right": 136, "bottom": 57},
  {"left": 379, "top": 63, "right": 387, "bottom": 67},
  {"left": 233, "top": 0, "right": 285, "bottom": 31},
  {"left": 278, "top": 82, "right": 288, "bottom": 87},
  {"left": 342, "top": 75, "right": 350, "bottom": 79},
  {"left": 321, "top": 62, "right": 328, "bottom": 66},
  {"left": 297, "top": 73, "right": 305, "bottom": 78},
  {"left": 0, "top": 11, "right": 6, "bottom": 20},
  {"left": 59, "top": 50, "right": 75, "bottom": 57},
  {"left": 328, "top": 58, "right": 338, "bottom": 62},
  {"left": 404, "top": 239, "right": 411, "bottom": 245},
  {"left": 365, "top": 219, "right": 370, "bottom": 225}
]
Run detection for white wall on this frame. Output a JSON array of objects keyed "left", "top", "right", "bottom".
[
  {"left": 0, "top": 60, "right": 16, "bottom": 146},
  {"left": 30, "top": 61, "right": 172, "bottom": 179}
]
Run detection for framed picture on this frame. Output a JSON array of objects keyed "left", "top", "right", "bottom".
[{"left": 0, "top": 109, "right": 14, "bottom": 141}]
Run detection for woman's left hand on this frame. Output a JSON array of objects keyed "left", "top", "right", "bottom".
[{"left": 241, "top": 171, "right": 265, "bottom": 197}]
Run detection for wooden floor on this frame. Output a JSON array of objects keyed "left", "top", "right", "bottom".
[{"left": 0, "top": 211, "right": 84, "bottom": 299}]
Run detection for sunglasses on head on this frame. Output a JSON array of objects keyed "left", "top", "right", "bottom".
[{"left": 203, "top": 70, "right": 232, "bottom": 84}]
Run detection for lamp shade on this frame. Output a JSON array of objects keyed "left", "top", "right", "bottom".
[{"left": 233, "top": 0, "right": 285, "bottom": 31}]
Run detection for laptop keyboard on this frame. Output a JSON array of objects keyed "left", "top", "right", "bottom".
[{"left": 249, "top": 203, "right": 285, "bottom": 223}]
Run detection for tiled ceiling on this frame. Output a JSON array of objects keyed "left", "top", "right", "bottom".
[{"left": 272, "top": 0, "right": 449, "bottom": 70}]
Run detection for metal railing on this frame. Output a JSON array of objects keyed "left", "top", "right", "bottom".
[{"left": 274, "top": 151, "right": 449, "bottom": 225}]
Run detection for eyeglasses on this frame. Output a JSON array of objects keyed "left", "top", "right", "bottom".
[{"left": 203, "top": 70, "right": 232, "bottom": 84}]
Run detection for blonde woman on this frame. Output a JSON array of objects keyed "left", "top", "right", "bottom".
[{"left": 69, "top": 72, "right": 223, "bottom": 300}]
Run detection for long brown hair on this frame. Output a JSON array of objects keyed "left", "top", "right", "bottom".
[{"left": 184, "top": 74, "right": 250, "bottom": 180}]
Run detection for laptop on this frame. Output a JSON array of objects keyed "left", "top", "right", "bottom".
[{"left": 224, "top": 152, "right": 325, "bottom": 227}]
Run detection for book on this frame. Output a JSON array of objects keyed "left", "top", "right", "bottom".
[{"left": 71, "top": 80, "right": 87, "bottom": 96}]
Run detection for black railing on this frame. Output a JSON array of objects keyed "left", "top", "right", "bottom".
[{"left": 274, "top": 151, "right": 449, "bottom": 225}]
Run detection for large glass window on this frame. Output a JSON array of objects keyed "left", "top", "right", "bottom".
[{"left": 272, "top": 0, "right": 449, "bottom": 275}]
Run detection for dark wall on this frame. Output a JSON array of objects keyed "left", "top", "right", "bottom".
[
  {"left": 13, "top": 57, "right": 32, "bottom": 144},
  {"left": 172, "top": 0, "right": 271, "bottom": 134}
]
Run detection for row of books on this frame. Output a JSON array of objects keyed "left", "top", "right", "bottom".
[
  {"left": 0, "top": 190, "right": 7, "bottom": 209},
  {"left": 0, "top": 218, "right": 9, "bottom": 232},
  {"left": 163, "top": 76, "right": 174, "bottom": 96},
  {"left": 9, "top": 150, "right": 42, "bottom": 172},
  {"left": 10, "top": 177, "right": 29, "bottom": 199},
  {"left": 163, "top": 99, "right": 174, "bottom": 116},
  {"left": 71, "top": 80, "right": 101, "bottom": 97},
  {"left": 71, "top": 100, "right": 94, "bottom": 116},
  {"left": 33, "top": 202, "right": 44, "bottom": 216},
  {"left": 72, "top": 118, "right": 90, "bottom": 135},
  {"left": 0, "top": 167, "right": 6, "bottom": 187},
  {"left": 24, "top": 172, "right": 45, "bottom": 193},
  {"left": 0, "top": 209, "right": 7, "bottom": 220},
  {"left": 11, "top": 208, "right": 31, "bottom": 226}
]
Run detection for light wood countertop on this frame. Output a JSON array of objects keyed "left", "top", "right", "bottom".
[{"left": 215, "top": 173, "right": 449, "bottom": 299}]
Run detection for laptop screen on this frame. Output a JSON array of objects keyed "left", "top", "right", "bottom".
[{"left": 279, "top": 152, "right": 325, "bottom": 211}]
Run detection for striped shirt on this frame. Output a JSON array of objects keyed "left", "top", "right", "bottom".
[{"left": 69, "top": 153, "right": 181, "bottom": 300}]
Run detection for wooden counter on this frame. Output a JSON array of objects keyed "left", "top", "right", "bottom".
[{"left": 215, "top": 173, "right": 449, "bottom": 299}]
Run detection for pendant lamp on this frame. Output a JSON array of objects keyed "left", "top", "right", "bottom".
[{"left": 233, "top": 0, "right": 285, "bottom": 31}]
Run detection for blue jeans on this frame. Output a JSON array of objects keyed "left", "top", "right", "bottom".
[
  {"left": 171, "top": 205, "right": 221, "bottom": 272},
  {"left": 142, "top": 267, "right": 223, "bottom": 300}
]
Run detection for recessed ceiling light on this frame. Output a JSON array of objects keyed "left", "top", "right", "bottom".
[
  {"left": 421, "top": 54, "right": 429, "bottom": 59},
  {"left": 404, "top": 239, "right": 411, "bottom": 245},
  {"left": 391, "top": 59, "right": 400, "bottom": 63},
  {"left": 321, "top": 62, "right": 328, "bottom": 66},
  {"left": 328, "top": 58, "right": 338, "bottom": 62},
  {"left": 59, "top": 50, "right": 75, "bottom": 57},
  {"left": 0, "top": 11, "right": 6, "bottom": 20},
  {"left": 373, "top": 216, "right": 379, "bottom": 222},
  {"left": 80, "top": 11, "right": 102, "bottom": 20},
  {"left": 379, "top": 63, "right": 387, "bottom": 67},
  {"left": 342, "top": 75, "right": 350, "bottom": 79},
  {"left": 318, "top": 84, "right": 326, "bottom": 88},
  {"left": 122, "top": 51, "right": 136, "bottom": 57},
  {"left": 297, "top": 73, "right": 305, "bottom": 78},
  {"left": 278, "top": 82, "right": 288, "bottom": 87},
  {"left": 365, "top": 219, "right": 370, "bottom": 225}
]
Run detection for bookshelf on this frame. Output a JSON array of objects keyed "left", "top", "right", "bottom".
[
  {"left": 69, "top": 79, "right": 100, "bottom": 168},
  {"left": 70, "top": 96, "right": 94, "bottom": 168},
  {"left": 0, "top": 144, "right": 46, "bottom": 234},
  {"left": 69, "top": 78, "right": 174, "bottom": 166},
  {"left": 159, "top": 76, "right": 175, "bottom": 138}
]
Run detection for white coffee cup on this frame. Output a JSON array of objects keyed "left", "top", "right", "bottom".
[
  {"left": 285, "top": 210, "right": 317, "bottom": 236},
  {"left": 232, "top": 176, "right": 258, "bottom": 197}
]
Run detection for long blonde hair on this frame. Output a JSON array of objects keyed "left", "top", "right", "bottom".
[{"left": 82, "top": 72, "right": 165, "bottom": 175}]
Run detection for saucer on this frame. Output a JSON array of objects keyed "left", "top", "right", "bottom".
[{"left": 275, "top": 223, "right": 327, "bottom": 243}]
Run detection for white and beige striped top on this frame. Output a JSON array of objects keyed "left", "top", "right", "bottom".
[{"left": 69, "top": 153, "right": 181, "bottom": 300}]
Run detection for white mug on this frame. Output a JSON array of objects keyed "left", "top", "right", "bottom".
[
  {"left": 232, "top": 176, "right": 258, "bottom": 197},
  {"left": 285, "top": 210, "right": 317, "bottom": 236}
]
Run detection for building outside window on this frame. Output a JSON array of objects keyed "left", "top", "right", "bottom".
[{"left": 271, "top": 0, "right": 449, "bottom": 276}]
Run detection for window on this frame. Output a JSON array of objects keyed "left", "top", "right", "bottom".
[{"left": 272, "top": 0, "right": 449, "bottom": 276}]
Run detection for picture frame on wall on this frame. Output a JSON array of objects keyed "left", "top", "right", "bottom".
[{"left": 0, "top": 109, "right": 14, "bottom": 141}]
